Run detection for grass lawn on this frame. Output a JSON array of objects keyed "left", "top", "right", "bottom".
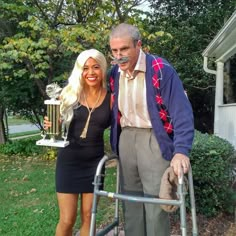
[
  {"left": 7, "top": 116, "right": 32, "bottom": 126},
  {"left": 0, "top": 155, "right": 58, "bottom": 235},
  {"left": 0, "top": 154, "right": 118, "bottom": 236},
  {"left": 9, "top": 131, "right": 40, "bottom": 139},
  {"left": 0, "top": 128, "right": 117, "bottom": 235}
]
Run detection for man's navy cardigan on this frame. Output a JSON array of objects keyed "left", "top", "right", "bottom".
[{"left": 109, "top": 53, "right": 194, "bottom": 161}]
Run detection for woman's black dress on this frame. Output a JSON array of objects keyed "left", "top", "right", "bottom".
[{"left": 56, "top": 92, "right": 111, "bottom": 193}]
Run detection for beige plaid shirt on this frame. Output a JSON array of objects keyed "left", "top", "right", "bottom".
[{"left": 118, "top": 50, "right": 152, "bottom": 128}]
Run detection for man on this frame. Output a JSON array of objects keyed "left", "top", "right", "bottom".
[{"left": 108, "top": 23, "right": 194, "bottom": 236}]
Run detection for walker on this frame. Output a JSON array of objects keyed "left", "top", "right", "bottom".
[{"left": 89, "top": 154, "right": 198, "bottom": 236}]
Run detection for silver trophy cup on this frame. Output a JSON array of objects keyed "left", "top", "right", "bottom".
[{"left": 36, "top": 83, "right": 69, "bottom": 147}]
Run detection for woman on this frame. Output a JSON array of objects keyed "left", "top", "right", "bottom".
[{"left": 45, "top": 49, "right": 111, "bottom": 236}]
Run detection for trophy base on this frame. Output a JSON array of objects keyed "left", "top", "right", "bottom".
[{"left": 36, "top": 139, "right": 69, "bottom": 148}]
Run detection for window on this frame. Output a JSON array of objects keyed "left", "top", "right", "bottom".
[{"left": 223, "top": 55, "right": 236, "bottom": 104}]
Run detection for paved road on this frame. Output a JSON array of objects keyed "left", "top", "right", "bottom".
[{"left": 8, "top": 124, "right": 40, "bottom": 134}]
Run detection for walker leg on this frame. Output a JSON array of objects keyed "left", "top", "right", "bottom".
[
  {"left": 90, "top": 155, "right": 110, "bottom": 236},
  {"left": 188, "top": 167, "right": 198, "bottom": 236},
  {"left": 113, "top": 160, "right": 120, "bottom": 236},
  {"left": 90, "top": 176, "right": 100, "bottom": 236},
  {"left": 179, "top": 183, "right": 187, "bottom": 236}
]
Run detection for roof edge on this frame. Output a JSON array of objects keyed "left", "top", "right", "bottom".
[{"left": 202, "top": 11, "right": 236, "bottom": 57}]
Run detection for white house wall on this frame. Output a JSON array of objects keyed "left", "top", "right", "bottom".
[
  {"left": 202, "top": 10, "right": 236, "bottom": 149},
  {"left": 217, "top": 104, "right": 236, "bottom": 148}
]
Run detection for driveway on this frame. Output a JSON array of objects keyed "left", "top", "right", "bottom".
[{"left": 8, "top": 124, "right": 40, "bottom": 134}]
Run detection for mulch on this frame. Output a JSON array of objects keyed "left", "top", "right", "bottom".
[
  {"left": 75, "top": 212, "right": 235, "bottom": 235},
  {"left": 170, "top": 212, "right": 235, "bottom": 236}
]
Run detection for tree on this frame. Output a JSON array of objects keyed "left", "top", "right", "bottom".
[
  {"left": 0, "top": 0, "right": 31, "bottom": 143},
  {"left": 146, "top": 0, "right": 235, "bottom": 133},
  {"left": 0, "top": 0, "right": 148, "bottom": 143}
]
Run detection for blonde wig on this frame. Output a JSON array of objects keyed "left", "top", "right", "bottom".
[{"left": 60, "top": 49, "right": 107, "bottom": 126}]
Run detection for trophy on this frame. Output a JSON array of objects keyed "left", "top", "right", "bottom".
[{"left": 36, "top": 83, "right": 69, "bottom": 147}]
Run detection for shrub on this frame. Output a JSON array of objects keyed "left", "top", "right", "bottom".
[
  {"left": 189, "top": 130, "right": 236, "bottom": 217},
  {"left": 42, "top": 147, "right": 58, "bottom": 160},
  {"left": 0, "top": 137, "right": 45, "bottom": 156}
]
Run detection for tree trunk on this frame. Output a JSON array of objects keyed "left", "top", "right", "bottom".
[{"left": 0, "top": 105, "right": 6, "bottom": 144}]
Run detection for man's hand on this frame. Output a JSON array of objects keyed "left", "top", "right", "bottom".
[{"left": 170, "top": 153, "right": 190, "bottom": 177}]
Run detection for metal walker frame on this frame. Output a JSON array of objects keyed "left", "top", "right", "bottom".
[{"left": 90, "top": 154, "right": 198, "bottom": 236}]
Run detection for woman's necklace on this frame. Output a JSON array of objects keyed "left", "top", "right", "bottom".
[{"left": 80, "top": 89, "right": 102, "bottom": 138}]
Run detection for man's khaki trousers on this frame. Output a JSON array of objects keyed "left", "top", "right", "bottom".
[{"left": 119, "top": 127, "right": 170, "bottom": 236}]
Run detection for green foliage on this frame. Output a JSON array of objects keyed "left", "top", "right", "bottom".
[
  {"left": 0, "top": 137, "right": 45, "bottom": 156},
  {"left": 42, "top": 148, "right": 58, "bottom": 161},
  {"left": 190, "top": 130, "right": 236, "bottom": 216},
  {"left": 146, "top": 0, "right": 235, "bottom": 133},
  {"left": 0, "top": 0, "right": 149, "bottom": 140}
]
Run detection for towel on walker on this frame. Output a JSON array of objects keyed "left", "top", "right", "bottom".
[{"left": 159, "top": 167, "right": 188, "bottom": 212}]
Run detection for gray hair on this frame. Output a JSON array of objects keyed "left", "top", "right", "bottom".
[{"left": 109, "top": 23, "right": 141, "bottom": 45}]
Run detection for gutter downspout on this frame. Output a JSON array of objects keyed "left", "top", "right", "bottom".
[
  {"left": 203, "top": 56, "right": 217, "bottom": 75},
  {"left": 214, "top": 61, "right": 224, "bottom": 135},
  {"left": 203, "top": 56, "right": 224, "bottom": 136}
]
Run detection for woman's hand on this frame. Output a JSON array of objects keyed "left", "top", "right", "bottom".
[{"left": 43, "top": 116, "right": 52, "bottom": 130}]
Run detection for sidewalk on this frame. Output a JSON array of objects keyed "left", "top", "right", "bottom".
[
  {"left": 10, "top": 133, "right": 40, "bottom": 140},
  {"left": 8, "top": 124, "right": 39, "bottom": 134},
  {"left": 75, "top": 229, "right": 125, "bottom": 236}
]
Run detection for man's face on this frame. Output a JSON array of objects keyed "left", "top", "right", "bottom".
[{"left": 110, "top": 36, "right": 141, "bottom": 73}]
